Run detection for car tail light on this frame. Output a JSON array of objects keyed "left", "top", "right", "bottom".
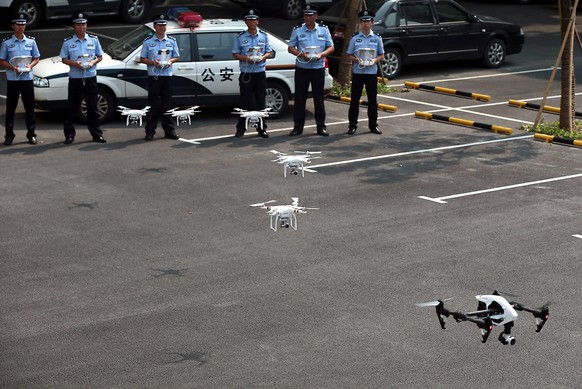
[{"left": 333, "top": 27, "right": 345, "bottom": 39}]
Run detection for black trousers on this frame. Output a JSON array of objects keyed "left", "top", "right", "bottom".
[
  {"left": 145, "top": 76, "right": 175, "bottom": 135},
  {"left": 64, "top": 77, "right": 102, "bottom": 139},
  {"left": 4, "top": 80, "right": 36, "bottom": 139},
  {"left": 348, "top": 73, "right": 378, "bottom": 130},
  {"left": 293, "top": 67, "right": 326, "bottom": 131},
  {"left": 237, "top": 72, "right": 267, "bottom": 132}
]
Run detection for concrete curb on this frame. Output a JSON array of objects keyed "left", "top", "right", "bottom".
[
  {"left": 405, "top": 81, "right": 491, "bottom": 101},
  {"left": 534, "top": 132, "right": 582, "bottom": 147},
  {"left": 415, "top": 111, "right": 512, "bottom": 134},
  {"left": 509, "top": 99, "right": 582, "bottom": 117}
]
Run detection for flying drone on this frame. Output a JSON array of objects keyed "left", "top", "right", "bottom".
[
  {"left": 165, "top": 106, "right": 201, "bottom": 126},
  {"left": 232, "top": 108, "right": 275, "bottom": 131},
  {"left": 416, "top": 291, "right": 550, "bottom": 345},
  {"left": 117, "top": 105, "right": 150, "bottom": 126},
  {"left": 250, "top": 197, "right": 318, "bottom": 231},
  {"left": 270, "top": 150, "right": 321, "bottom": 177}
]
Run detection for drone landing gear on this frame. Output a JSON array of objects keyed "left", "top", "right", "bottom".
[
  {"left": 270, "top": 214, "right": 297, "bottom": 231},
  {"left": 284, "top": 162, "right": 304, "bottom": 178},
  {"left": 498, "top": 323, "right": 516, "bottom": 345}
]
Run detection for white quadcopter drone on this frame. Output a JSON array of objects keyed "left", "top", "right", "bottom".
[
  {"left": 416, "top": 290, "right": 550, "bottom": 345},
  {"left": 117, "top": 105, "right": 150, "bottom": 126},
  {"left": 165, "top": 106, "right": 201, "bottom": 126},
  {"left": 250, "top": 197, "right": 318, "bottom": 231},
  {"left": 270, "top": 150, "right": 321, "bottom": 177},
  {"left": 232, "top": 108, "right": 275, "bottom": 131}
]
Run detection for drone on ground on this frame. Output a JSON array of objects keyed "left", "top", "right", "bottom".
[
  {"left": 232, "top": 108, "right": 275, "bottom": 131},
  {"left": 165, "top": 106, "right": 201, "bottom": 126},
  {"left": 117, "top": 105, "right": 150, "bottom": 126},
  {"left": 416, "top": 291, "right": 550, "bottom": 345},
  {"left": 250, "top": 197, "right": 318, "bottom": 231},
  {"left": 270, "top": 150, "right": 321, "bottom": 177}
]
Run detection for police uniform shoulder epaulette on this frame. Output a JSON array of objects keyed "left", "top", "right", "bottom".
[
  {"left": 26, "top": 35, "right": 35, "bottom": 40},
  {"left": 63, "top": 36, "right": 74, "bottom": 42},
  {"left": 2, "top": 36, "right": 11, "bottom": 43},
  {"left": 352, "top": 31, "right": 359, "bottom": 37},
  {"left": 317, "top": 21, "right": 328, "bottom": 27},
  {"left": 237, "top": 30, "right": 246, "bottom": 37},
  {"left": 293, "top": 23, "right": 304, "bottom": 29},
  {"left": 87, "top": 33, "right": 99, "bottom": 39},
  {"left": 167, "top": 35, "right": 176, "bottom": 41}
]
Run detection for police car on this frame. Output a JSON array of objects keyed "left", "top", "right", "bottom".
[{"left": 33, "top": 9, "right": 334, "bottom": 123}]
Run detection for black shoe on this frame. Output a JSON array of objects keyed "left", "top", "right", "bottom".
[
  {"left": 93, "top": 136, "right": 107, "bottom": 143},
  {"left": 370, "top": 127, "right": 382, "bottom": 134},
  {"left": 164, "top": 132, "right": 179, "bottom": 140},
  {"left": 144, "top": 134, "right": 154, "bottom": 141},
  {"left": 317, "top": 128, "right": 329, "bottom": 137},
  {"left": 28, "top": 136, "right": 37, "bottom": 145},
  {"left": 258, "top": 130, "right": 269, "bottom": 138},
  {"left": 289, "top": 129, "right": 302, "bottom": 136},
  {"left": 347, "top": 127, "right": 357, "bottom": 135},
  {"left": 4, "top": 137, "right": 14, "bottom": 146},
  {"left": 64, "top": 137, "right": 74, "bottom": 144},
  {"left": 234, "top": 130, "right": 245, "bottom": 138}
]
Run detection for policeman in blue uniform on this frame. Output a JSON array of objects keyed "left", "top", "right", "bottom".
[
  {"left": 140, "top": 14, "right": 180, "bottom": 141},
  {"left": 287, "top": 5, "right": 334, "bottom": 137},
  {"left": 60, "top": 12, "right": 106, "bottom": 144},
  {"left": 232, "top": 8, "right": 272, "bottom": 138},
  {"left": 0, "top": 14, "right": 40, "bottom": 146},
  {"left": 346, "top": 10, "right": 385, "bottom": 135}
]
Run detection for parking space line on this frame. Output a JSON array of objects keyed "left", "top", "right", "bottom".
[
  {"left": 308, "top": 135, "right": 532, "bottom": 169},
  {"left": 419, "top": 172, "right": 582, "bottom": 204},
  {"left": 388, "top": 67, "right": 556, "bottom": 88}
]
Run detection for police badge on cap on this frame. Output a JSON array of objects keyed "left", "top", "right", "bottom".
[
  {"left": 303, "top": 4, "right": 318, "bottom": 15},
  {"left": 244, "top": 8, "right": 260, "bottom": 20},
  {"left": 153, "top": 14, "right": 168, "bottom": 25},
  {"left": 358, "top": 10, "right": 375, "bottom": 20},
  {"left": 11, "top": 13, "right": 28, "bottom": 25},
  {"left": 72, "top": 12, "right": 88, "bottom": 24}
]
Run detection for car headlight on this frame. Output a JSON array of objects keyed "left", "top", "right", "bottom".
[{"left": 33, "top": 76, "right": 49, "bottom": 87}]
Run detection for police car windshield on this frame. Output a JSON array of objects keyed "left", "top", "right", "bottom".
[{"left": 107, "top": 25, "right": 154, "bottom": 60}]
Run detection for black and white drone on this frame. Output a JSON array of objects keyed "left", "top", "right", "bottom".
[
  {"left": 117, "top": 105, "right": 150, "bottom": 126},
  {"left": 416, "top": 291, "right": 550, "bottom": 345},
  {"left": 165, "top": 106, "right": 201, "bottom": 126},
  {"left": 232, "top": 108, "right": 275, "bottom": 131},
  {"left": 250, "top": 197, "right": 318, "bottom": 231},
  {"left": 270, "top": 150, "right": 321, "bottom": 177}
]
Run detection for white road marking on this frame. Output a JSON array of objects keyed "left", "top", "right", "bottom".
[
  {"left": 309, "top": 135, "right": 532, "bottom": 169},
  {"left": 419, "top": 172, "right": 582, "bottom": 204},
  {"left": 573, "top": 234, "right": 582, "bottom": 239}
]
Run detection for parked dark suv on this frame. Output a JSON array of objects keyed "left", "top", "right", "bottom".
[{"left": 318, "top": 0, "right": 525, "bottom": 78}]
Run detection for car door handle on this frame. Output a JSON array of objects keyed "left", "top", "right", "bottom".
[{"left": 177, "top": 65, "right": 194, "bottom": 70}]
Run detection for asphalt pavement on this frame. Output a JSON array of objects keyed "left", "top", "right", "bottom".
[{"left": 2, "top": 1, "right": 582, "bottom": 388}]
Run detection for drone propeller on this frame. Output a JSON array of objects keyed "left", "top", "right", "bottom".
[
  {"left": 415, "top": 297, "right": 454, "bottom": 307},
  {"left": 294, "top": 150, "right": 321, "bottom": 155},
  {"left": 492, "top": 289, "right": 519, "bottom": 298},
  {"left": 250, "top": 200, "right": 277, "bottom": 207}
]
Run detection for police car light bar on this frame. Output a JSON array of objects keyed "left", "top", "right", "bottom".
[{"left": 167, "top": 7, "right": 203, "bottom": 28}]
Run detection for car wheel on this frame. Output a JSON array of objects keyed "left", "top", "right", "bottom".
[
  {"left": 482, "top": 38, "right": 506, "bottom": 68},
  {"left": 10, "top": 0, "right": 42, "bottom": 29},
  {"left": 266, "top": 81, "right": 289, "bottom": 114},
  {"left": 79, "top": 88, "right": 115, "bottom": 123},
  {"left": 380, "top": 47, "right": 402, "bottom": 79},
  {"left": 120, "top": 0, "right": 150, "bottom": 24},
  {"left": 280, "top": 0, "right": 305, "bottom": 20}
]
